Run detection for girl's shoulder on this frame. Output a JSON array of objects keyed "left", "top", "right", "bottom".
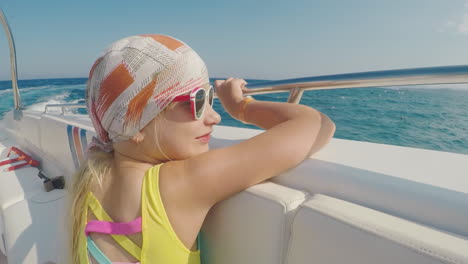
[{"left": 151, "top": 161, "right": 209, "bottom": 252}]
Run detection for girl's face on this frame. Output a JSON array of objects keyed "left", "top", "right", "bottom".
[{"left": 140, "top": 83, "right": 221, "bottom": 161}]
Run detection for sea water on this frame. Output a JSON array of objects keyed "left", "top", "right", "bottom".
[{"left": 0, "top": 78, "right": 467, "bottom": 155}]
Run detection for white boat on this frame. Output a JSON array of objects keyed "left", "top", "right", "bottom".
[{"left": 1, "top": 9, "right": 468, "bottom": 264}]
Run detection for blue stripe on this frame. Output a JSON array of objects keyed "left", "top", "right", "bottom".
[
  {"left": 80, "top": 128, "right": 88, "bottom": 156},
  {"left": 67, "top": 125, "right": 79, "bottom": 169},
  {"left": 87, "top": 236, "right": 112, "bottom": 264}
]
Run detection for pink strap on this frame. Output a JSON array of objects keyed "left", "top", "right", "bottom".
[{"left": 85, "top": 217, "right": 142, "bottom": 236}]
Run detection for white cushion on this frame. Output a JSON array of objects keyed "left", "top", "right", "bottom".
[
  {"left": 0, "top": 139, "right": 68, "bottom": 261},
  {"left": 0, "top": 139, "right": 44, "bottom": 257},
  {"left": 0, "top": 168, "right": 43, "bottom": 212},
  {"left": 2, "top": 193, "right": 68, "bottom": 264},
  {"left": 286, "top": 194, "right": 468, "bottom": 264},
  {"left": 201, "top": 181, "right": 308, "bottom": 264},
  {"left": 211, "top": 125, "right": 468, "bottom": 237},
  {"left": 272, "top": 154, "right": 468, "bottom": 238}
]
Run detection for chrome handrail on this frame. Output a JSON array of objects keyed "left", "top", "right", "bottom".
[
  {"left": 242, "top": 65, "right": 468, "bottom": 103},
  {"left": 0, "top": 8, "right": 21, "bottom": 110},
  {"left": 46, "top": 64, "right": 468, "bottom": 116},
  {"left": 44, "top": 103, "right": 87, "bottom": 114}
]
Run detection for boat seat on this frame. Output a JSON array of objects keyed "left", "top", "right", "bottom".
[
  {"left": 1, "top": 188, "right": 68, "bottom": 263},
  {"left": 272, "top": 139, "right": 468, "bottom": 238},
  {"left": 0, "top": 167, "right": 44, "bottom": 217},
  {"left": 0, "top": 137, "right": 42, "bottom": 257},
  {"left": 0, "top": 114, "right": 74, "bottom": 263},
  {"left": 0, "top": 137, "right": 67, "bottom": 263},
  {"left": 39, "top": 115, "right": 94, "bottom": 181},
  {"left": 201, "top": 181, "right": 308, "bottom": 264},
  {"left": 286, "top": 194, "right": 468, "bottom": 264}
]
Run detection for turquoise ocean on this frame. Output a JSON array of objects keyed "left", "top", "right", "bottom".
[{"left": 0, "top": 77, "right": 467, "bottom": 155}]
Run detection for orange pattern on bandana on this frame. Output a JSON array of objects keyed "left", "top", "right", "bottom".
[
  {"left": 125, "top": 78, "right": 158, "bottom": 128},
  {"left": 141, "top": 34, "right": 184, "bottom": 51},
  {"left": 98, "top": 63, "right": 134, "bottom": 119}
]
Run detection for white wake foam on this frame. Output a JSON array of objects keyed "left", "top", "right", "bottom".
[{"left": 25, "top": 93, "right": 71, "bottom": 113}]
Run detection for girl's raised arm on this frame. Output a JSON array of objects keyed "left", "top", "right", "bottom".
[{"left": 174, "top": 78, "right": 335, "bottom": 208}]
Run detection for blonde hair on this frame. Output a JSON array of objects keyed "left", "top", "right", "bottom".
[
  {"left": 68, "top": 149, "right": 113, "bottom": 263},
  {"left": 68, "top": 103, "right": 175, "bottom": 263}
]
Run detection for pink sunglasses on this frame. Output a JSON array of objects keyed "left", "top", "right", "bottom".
[{"left": 172, "top": 86, "right": 214, "bottom": 120}]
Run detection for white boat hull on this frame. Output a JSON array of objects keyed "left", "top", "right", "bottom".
[{"left": 0, "top": 110, "right": 467, "bottom": 264}]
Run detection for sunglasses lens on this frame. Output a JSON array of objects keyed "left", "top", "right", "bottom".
[
  {"left": 209, "top": 86, "right": 214, "bottom": 106},
  {"left": 195, "top": 88, "right": 206, "bottom": 119}
]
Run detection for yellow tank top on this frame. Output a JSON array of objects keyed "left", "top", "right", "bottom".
[{"left": 77, "top": 163, "right": 201, "bottom": 264}]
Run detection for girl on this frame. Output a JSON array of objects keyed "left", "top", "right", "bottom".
[{"left": 69, "top": 34, "right": 335, "bottom": 264}]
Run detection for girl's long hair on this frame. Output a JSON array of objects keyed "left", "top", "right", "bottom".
[
  {"left": 68, "top": 149, "right": 113, "bottom": 263},
  {"left": 68, "top": 105, "right": 173, "bottom": 263}
]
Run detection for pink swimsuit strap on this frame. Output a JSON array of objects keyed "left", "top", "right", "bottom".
[{"left": 85, "top": 216, "right": 142, "bottom": 236}]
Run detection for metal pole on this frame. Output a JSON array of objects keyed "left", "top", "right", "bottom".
[
  {"left": 287, "top": 87, "right": 304, "bottom": 104},
  {"left": 0, "top": 8, "right": 22, "bottom": 111}
]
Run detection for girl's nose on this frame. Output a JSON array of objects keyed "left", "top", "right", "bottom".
[{"left": 204, "top": 103, "right": 221, "bottom": 125}]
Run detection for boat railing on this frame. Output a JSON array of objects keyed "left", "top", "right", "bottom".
[
  {"left": 1, "top": 8, "right": 21, "bottom": 118},
  {"left": 243, "top": 65, "right": 468, "bottom": 103},
  {"left": 42, "top": 64, "right": 468, "bottom": 114},
  {"left": 44, "top": 103, "right": 87, "bottom": 114}
]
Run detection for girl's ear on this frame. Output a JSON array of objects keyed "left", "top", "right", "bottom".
[{"left": 131, "top": 132, "right": 145, "bottom": 145}]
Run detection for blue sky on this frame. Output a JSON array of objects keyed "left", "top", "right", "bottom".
[{"left": 0, "top": 0, "right": 468, "bottom": 80}]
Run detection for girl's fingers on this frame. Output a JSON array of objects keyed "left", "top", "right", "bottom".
[{"left": 214, "top": 79, "right": 226, "bottom": 89}]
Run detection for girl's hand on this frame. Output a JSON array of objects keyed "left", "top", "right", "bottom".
[{"left": 214, "top": 78, "right": 250, "bottom": 120}]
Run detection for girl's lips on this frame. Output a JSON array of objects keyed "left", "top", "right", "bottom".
[
  {"left": 196, "top": 134, "right": 211, "bottom": 143},
  {"left": 196, "top": 131, "right": 212, "bottom": 139}
]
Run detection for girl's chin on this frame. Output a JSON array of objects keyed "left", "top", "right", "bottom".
[{"left": 194, "top": 145, "right": 210, "bottom": 156}]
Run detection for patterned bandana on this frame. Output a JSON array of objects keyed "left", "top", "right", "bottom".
[{"left": 86, "top": 34, "right": 209, "bottom": 152}]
